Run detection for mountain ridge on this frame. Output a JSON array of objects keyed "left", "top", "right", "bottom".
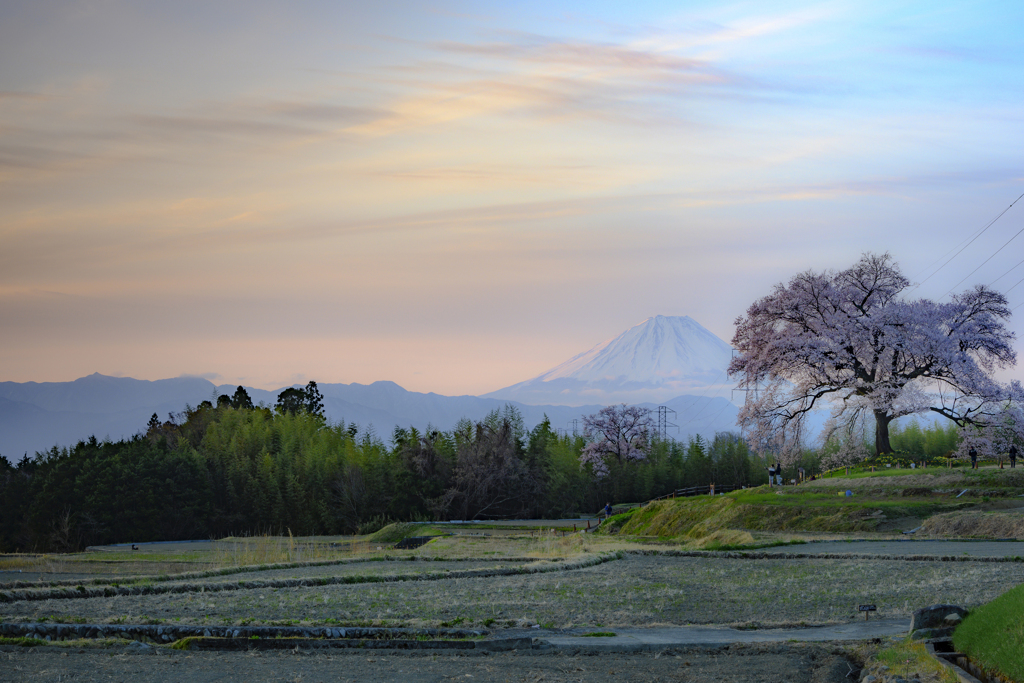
[
  {"left": 0, "top": 374, "right": 739, "bottom": 460},
  {"left": 0, "top": 316, "right": 745, "bottom": 459}
]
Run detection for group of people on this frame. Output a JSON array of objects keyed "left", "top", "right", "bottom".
[
  {"left": 968, "top": 444, "right": 1019, "bottom": 469},
  {"left": 766, "top": 462, "right": 783, "bottom": 487}
]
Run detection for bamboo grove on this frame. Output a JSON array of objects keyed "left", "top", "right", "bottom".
[
  {"left": 0, "top": 394, "right": 960, "bottom": 552},
  {"left": 0, "top": 397, "right": 761, "bottom": 552}
]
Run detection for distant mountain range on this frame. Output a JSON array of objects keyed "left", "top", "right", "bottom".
[{"left": 0, "top": 316, "right": 742, "bottom": 460}]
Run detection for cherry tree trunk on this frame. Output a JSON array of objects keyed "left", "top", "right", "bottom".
[{"left": 874, "top": 409, "right": 893, "bottom": 456}]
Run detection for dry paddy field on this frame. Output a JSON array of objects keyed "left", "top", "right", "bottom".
[
  {"left": 4, "top": 528, "right": 1023, "bottom": 682},
  {"left": 3, "top": 535, "right": 1023, "bottom": 629}
]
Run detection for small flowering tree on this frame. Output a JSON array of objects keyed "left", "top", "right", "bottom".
[
  {"left": 950, "top": 387, "right": 1024, "bottom": 462},
  {"left": 580, "top": 404, "right": 653, "bottom": 477},
  {"left": 819, "top": 409, "right": 873, "bottom": 470}
]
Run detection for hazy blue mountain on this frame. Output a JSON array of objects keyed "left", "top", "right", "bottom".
[
  {"left": 0, "top": 375, "right": 739, "bottom": 460},
  {"left": 0, "top": 373, "right": 217, "bottom": 415},
  {"left": 0, "top": 374, "right": 217, "bottom": 459}
]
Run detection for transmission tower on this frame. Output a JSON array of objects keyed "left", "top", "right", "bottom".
[
  {"left": 655, "top": 406, "right": 677, "bottom": 441},
  {"left": 730, "top": 347, "right": 759, "bottom": 402}
]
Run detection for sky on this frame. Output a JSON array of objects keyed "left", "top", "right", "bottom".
[{"left": 2, "top": 0, "right": 1023, "bottom": 396}]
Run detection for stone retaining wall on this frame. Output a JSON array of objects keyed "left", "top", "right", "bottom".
[{"left": 0, "top": 622, "right": 485, "bottom": 644}]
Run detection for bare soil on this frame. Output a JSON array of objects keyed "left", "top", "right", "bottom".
[{"left": 0, "top": 641, "right": 862, "bottom": 682}]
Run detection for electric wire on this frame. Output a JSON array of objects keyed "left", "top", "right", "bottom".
[
  {"left": 1006, "top": 275, "right": 1024, "bottom": 296},
  {"left": 943, "top": 219, "right": 1024, "bottom": 298},
  {"left": 673, "top": 366, "right": 730, "bottom": 433},
  {"left": 911, "top": 191, "right": 1024, "bottom": 291},
  {"left": 987, "top": 256, "right": 1024, "bottom": 288}
]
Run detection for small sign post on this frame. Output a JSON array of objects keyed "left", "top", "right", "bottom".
[{"left": 859, "top": 604, "right": 877, "bottom": 621}]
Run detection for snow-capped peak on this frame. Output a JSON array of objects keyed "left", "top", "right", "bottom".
[{"left": 484, "top": 315, "right": 734, "bottom": 406}]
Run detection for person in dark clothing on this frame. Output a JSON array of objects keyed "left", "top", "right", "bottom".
[
  {"left": 604, "top": 502, "right": 612, "bottom": 519},
  {"left": 969, "top": 447, "right": 978, "bottom": 469},
  {"left": 766, "top": 463, "right": 775, "bottom": 487},
  {"left": 1010, "top": 444, "right": 1018, "bottom": 469}
]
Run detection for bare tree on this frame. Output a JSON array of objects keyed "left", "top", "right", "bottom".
[{"left": 440, "top": 419, "right": 538, "bottom": 520}]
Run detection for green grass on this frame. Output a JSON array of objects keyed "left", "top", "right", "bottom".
[
  {"left": 953, "top": 582, "right": 1024, "bottom": 682},
  {"left": 580, "top": 631, "right": 616, "bottom": 637},
  {"left": 364, "top": 523, "right": 449, "bottom": 544},
  {"left": 871, "top": 638, "right": 957, "bottom": 683},
  {"left": 819, "top": 466, "right": 951, "bottom": 480},
  {"left": 606, "top": 490, "right": 949, "bottom": 538},
  {"left": 0, "top": 636, "right": 47, "bottom": 647}
]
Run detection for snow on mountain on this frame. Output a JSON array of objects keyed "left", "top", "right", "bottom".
[{"left": 484, "top": 315, "right": 735, "bottom": 406}]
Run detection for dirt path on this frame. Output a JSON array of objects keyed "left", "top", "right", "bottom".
[
  {"left": 1, "top": 642, "right": 861, "bottom": 682},
  {"left": 758, "top": 539, "right": 1024, "bottom": 557}
]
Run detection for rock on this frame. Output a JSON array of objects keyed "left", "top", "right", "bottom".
[
  {"left": 861, "top": 675, "right": 877, "bottom": 683},
  {"left": 943, "top": 613, "right": 962, "bottom": 624},
  {"left": 909, "top": 604, "right": 967, "bottom": 631},
  {"left": 910, "top": 627, "right": 953, "bottom": 640},
  {"left": 126, "top": 641, "right": 154, "bottom": 653}
]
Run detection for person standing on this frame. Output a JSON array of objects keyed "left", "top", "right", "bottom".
[
  {"left": 604, "top": 502, "right": 612, "bottom": 519},
  {"left": 1010, "top": 444, "right": 1018, "bottom": 469},
  {"left": 774, "top": 462, "right": 783, "bottom": 486},
  {"left": 969, "top": 447, "right": 978, "bottom": 470},
  {"left": 766, "top": 463, "right": 775, "bottom": 487}
]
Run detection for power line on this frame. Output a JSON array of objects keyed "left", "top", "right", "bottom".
[
  {"left": 1005, "top": 274, "right": 1024, "bottom": 295},
  {"left": 988, "top": 256, "right": 1024, "bottom": 288},
  {"left": 943, "top": 219, "right": 1024, "bottom": 298},
  {"left": 674, "top": 367, "right": 730, "bottom": 433},
  {"left": 911, "top": 191, "right": 1024, "bottom": 291}
]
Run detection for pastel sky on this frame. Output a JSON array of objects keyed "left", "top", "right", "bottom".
[{"left": 2, "top": 0, "right": 1023, "bottom": 395}]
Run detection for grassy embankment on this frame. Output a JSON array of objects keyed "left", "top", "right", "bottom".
[
  {"left": 600, "top": 467, "right": 1024, "bottom": 544},
  {"left": 954, "top": 582, "right": 1024, "bottom": 683}
]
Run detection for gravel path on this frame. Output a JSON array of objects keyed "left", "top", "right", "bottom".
[
  {"left": 543, "top": 619, "right": 908, "bottom": 649},
  {"left": 758, "top": 539, "right": 1024, "bottom": 557},
  {"left": 198, "top": 558, "right": 535, "bottom": 583}
]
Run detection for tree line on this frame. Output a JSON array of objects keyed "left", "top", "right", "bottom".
[
  {"left": 0, "top": 387, "right": 768, "bottom": 552},
  {"left": 0, "top": 381, "right": 967, "bottom": 553}
]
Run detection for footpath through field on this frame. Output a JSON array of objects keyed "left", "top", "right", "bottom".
[
  {"left": 536, "top": 619, "right": 909, "bottom": 651},
  {"left": 757, "top": 539, "right": 1024, "bottom": 557}
]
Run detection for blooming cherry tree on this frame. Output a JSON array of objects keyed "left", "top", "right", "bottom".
[
  {"left": 729, "top": 253, "right": 1017, "bottom": 460},
  {"left": 580, "top": 404, "right": 653, "bottom": 477}
]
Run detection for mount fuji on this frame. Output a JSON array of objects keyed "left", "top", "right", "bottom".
[{"left": 483, "top": 315, "right": 735, "bottom": 406}]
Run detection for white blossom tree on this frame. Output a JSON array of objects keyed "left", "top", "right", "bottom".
[
  {"left": 580, "top": 404, "right": 653, "bottom": 477},
  {"left": 729, "top": 253, "right": 1017, "bottom": 460}
]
